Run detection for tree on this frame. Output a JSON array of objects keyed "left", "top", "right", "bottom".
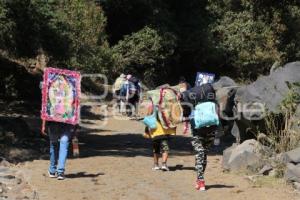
[
  {"left": 206, "top": 0, "right": 286, "bottom": 79},
  {"left": 207, "top": 0, "right": 300, "bottom": 79},
  {"left": 280, "top": 2, "right": 300, "bottom": 63},
  {"left": 50, "top": 0, "right": 111, "bottom": 72},
  {"left": 112, "top": 26, "right": 176, "bottom": 85},
  {"left": 0, "top": 0, "right": 14, "bottom": 52}
]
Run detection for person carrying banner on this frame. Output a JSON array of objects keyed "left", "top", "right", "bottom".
[{"left": 40, "top": 68, "right": 81, "bottom": 180}]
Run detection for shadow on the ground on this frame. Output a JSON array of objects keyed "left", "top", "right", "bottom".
[
  {"left": 65, "top": 172, "right": 105, "bottom": 179},
  {"left": 80, "top": 120, "right": 97, "bottom": 125},
  {"left": 76, "top": 125, "right": 233, "bottom": 159},
  {"left": 0, "top": 115, "right": 49, "bottom": 163},
  {"left": 80, "top": 112, "right": 106, "bottom": 120},
  {"left": 206, "top": 184, "right": 235, "bottom": 190},
  {"left": 169, "top": 164, "right": 195, "bottom": 171},
  {"left": 0, "top": 107, "right": 234, "bottom": 163},
  {"left": 77, "top": 131, "right": 194, "bottom": 158}
]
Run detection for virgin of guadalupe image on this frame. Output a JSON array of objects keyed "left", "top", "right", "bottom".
[
  {"left": 203, "top": 74, "right": 210, "bottom": 84},
  {"left": 196, "top": 72, "right": 215, "bottom": 86},
  {"left": 48, "top": 75, "right": 75, "bottom": 120}
]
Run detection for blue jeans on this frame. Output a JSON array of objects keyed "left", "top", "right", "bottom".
[{"left": 48, "top": 123, "right": 72, "bottom": 174}]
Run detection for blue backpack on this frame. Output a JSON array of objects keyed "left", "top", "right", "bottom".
[
  {"left": 191, "top": 102, "right": 219, "bottom": 129},
  {"left": 143, "top": 106, "right": 157, "bottom": 130}
]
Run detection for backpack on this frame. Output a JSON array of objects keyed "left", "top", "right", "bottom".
[
  {"left": 113, "top": 77, "right": 125, "bottom": 92},
  {"left": 128, "top": 77, "right": 140, "bottom": 95},
  {"left": 142, "top": 106, "right": 158, "bottom": 130},
  {"left": 147, "top": 87, "right": 183, "bottom": 129},
  {"left": 191, "top": 102, "right": 220, "bottom": 129},
  {"left": 119, "top": 82, "right": 128, "bottom": 97}
]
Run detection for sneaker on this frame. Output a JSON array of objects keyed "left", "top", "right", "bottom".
[
  {"left": 195, "top": 179, "right": 205, "bottom": 191},
  {"left": 57, "top": 173, "right": 65, "bottom": 180},
  {"left": 152, "top": 165, "right": 160, "bottom": 171},
  {"left": 48, "top": 171, "right": 56, "bottom": 178},
  {"left": 161, "top": 164, "right": 169, "bottom": 171}
]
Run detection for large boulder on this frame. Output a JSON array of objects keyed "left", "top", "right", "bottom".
[
  {"left": 222, "top": 144, "right": 238, "bottom": 169},
  {"left": 280, "top": 147, "right": 300, "bottom": 164},
  {"left": 213, "top": 76, "right": 238, "bottom": 119},
  {"left": 213, "top": 76, "right": 237, "bottom": 89},
  {"left": 213, "top": 77, "right": 238, "bottom": 137},
  {"left": 285, "top": 163, "right": 300, "bottom": 183},
  {"left": 233, "top": 62, "right": 300, "bottom": 142},
  {"left": 223, "top": 139, "right": 265, "bottom": 171},
  {"left": 235, "top": 62, "right": 300, "bottom": 113}
]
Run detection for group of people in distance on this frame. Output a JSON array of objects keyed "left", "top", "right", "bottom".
[{"left": 112, "top": 73, "right": 141, "bottom": 117}]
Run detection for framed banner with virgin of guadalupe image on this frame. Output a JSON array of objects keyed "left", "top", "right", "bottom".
[
  {"left": 41, "top": 68, "right": 81, "bottom": 125},
  {"left": 195, "top": 72, "right": 215, "bottom": 87}
]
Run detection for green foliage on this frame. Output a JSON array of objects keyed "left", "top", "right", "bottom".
[
  {"left": 23, "top": 0, "right": 111, "bottom": 73},
  {"left": 207, "top": 0, "right": 282, "bottom": 78},
  {"left": 281, "top": 4, "right": 300, "bottom": 62},
  {"left": 112, "top": 26, "right": 176, "bottom": 85},
  {"left": 280, "top": 82, "right": 300, "bottom": 114},
  {"left": 4, "top": 0, "right": 58, "bottom": 57},
  {"left": 52, "top": 0, "right": 109, "bottom": 71},
  {"left": 206, "top": 0, "right": 300, "bottom": 79},
  {"left": 0, "top": 0, "right": 114, "bottom": 74},
  {"left": 0, "top": 0, "right": 300, "bottom": 88},
  {"left": 259, "top": 83, "right": 300, "bottom": 154},
  {"left": 100, "top": 0, "right": 175, "bottom": 44},
  {"left": 0, "top": 1, "right": 14, "bottom": 51}
]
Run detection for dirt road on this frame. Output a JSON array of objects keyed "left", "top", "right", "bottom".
[{"left": 20, "top": 115, "right": 299, "bottom": 200}]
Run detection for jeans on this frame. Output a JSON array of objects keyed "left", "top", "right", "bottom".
[{"left": 48, "top": 123, "right": 72, "bottom": 174}]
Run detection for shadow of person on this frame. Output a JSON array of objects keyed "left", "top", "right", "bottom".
[
  {"left": 168, "top": 165, "right": 195, "bottom": 171},
  {"left": 65, "top": 172, "right": 105, "bottom": 179},
  {"left": 206, "top": 184, "right": 235, "bottom": 190}
]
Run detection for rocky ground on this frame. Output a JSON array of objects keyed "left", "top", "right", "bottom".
[{"left": 0, "top": 158, "right": 38, "bottom": 200}]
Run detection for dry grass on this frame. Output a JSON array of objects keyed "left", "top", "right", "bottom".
[
  {"left": 258, "top": 84, "right": 300, "bottom": 154},
  {"left": 256, "top": 85, "right": 300, "bottom": 177},
  {"left": 260, "top": 113, "right": 300, "bottom": 154},
  {"left": 250, "top": 176, "right": 287, "bottom": 188}
]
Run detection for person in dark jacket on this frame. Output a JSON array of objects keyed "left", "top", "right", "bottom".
[
  {"left": 181, "top": 83, "right": 219, "bottom": 191},
  {"left": 40, "top": 78, "right": 76, "bottom": 181}
]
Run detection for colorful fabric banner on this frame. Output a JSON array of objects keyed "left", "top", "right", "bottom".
[
  {"left": 195, "top": 72, "right": 215, "bottom": 86},
  {"left": 41, "top": 68, "right": 81, "bottom": 125}
]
